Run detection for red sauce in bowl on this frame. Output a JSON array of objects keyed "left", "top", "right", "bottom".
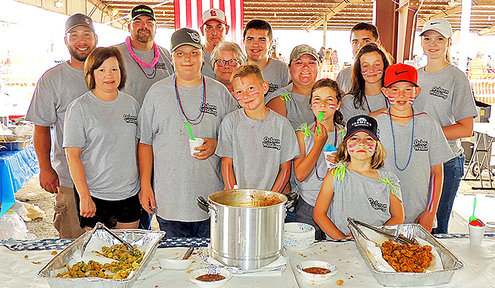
[
  {"left": 196, "top": 274, "right": 226, "bottom": 282},
  {"left": 302, "top": 267, "right": 331, "bottom": 274}
]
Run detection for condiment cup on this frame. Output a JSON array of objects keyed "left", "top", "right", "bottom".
[
  {"left": 189, "top": 138, "right": 204, "bottom": 157},
  {"left": 159, "top": 258, "right": 193, "bottom": 270},
  {"left": 296, "top": 260, "right": 338, "bottom": 281},
  {"left": 189, "top": 267, "right": 232, "bottom": 288},
  {"left": 469, "top": 223, "right": 486, "bottom": 245},
  {"left": 284, "top": 222, "right": 315, "bottom": 251}
]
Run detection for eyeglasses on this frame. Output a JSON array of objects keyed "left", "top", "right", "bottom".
[{"left": 214, "top": 59, "right": 241, "bottom": 67}]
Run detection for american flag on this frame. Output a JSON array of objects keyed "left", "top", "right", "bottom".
[{"left": 174, "top": 0, "right": 244, "bottom": 43}]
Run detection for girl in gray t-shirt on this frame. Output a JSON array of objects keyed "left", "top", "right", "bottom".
[
  {"left": 340, "top": 44, "right": 391, "bottom": 122},
  {"left": 314, "top": 115, "right": 405, "bottom": 240},
  {"left": 292, "top": 79, "right": 345, "bottom": 240}
]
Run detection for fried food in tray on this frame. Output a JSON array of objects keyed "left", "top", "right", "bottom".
[
  {"left": 381, "top": 238, "right": 433, "bottom": 273},
  {"left": 56, "top": 244, "right": 144, "bottom": 279}
]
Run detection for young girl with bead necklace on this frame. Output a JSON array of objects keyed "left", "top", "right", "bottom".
[
  {"left": 313, "top": 115, "right": 405, "bottom": 240},
  {"left": 340, "top": 43, "right": 392, "bottom": 122},
  {"left": 370, "top": 64, "right": 454, "bottom": 232},
  {"left": 292, "top": 79, "right": 345, "bottom": 240},
  {"left": 413, "top": 18, "right": 477, "bottom": 234}
]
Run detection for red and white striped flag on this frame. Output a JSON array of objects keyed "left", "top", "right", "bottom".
[{"left": 174, "top": 0, "right": 244, "bottom": 44}]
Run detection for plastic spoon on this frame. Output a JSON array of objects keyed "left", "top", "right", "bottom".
[
  {"left": 317, "top": 112, "right": 324, "bottom": 135},
  {"left": 186, "top": 122, "right": 195, "bottom": 140},
  {"left": 469, "top": 196, "right": 477, "bottom": 223}
]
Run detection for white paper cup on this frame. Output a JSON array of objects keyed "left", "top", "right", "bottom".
[
  {"left": 469, "top": 223, "right": 486, "bottom": 245},
  {"left": 323, "top": 151, "right": 337, "bottom": 170},
  {"left": 189, "top": 138, "right": 204, "bottom": 156}
]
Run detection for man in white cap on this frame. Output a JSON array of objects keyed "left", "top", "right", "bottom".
[
  {"left": 26, "top": 13, "right": 98, "bottom": 238},
  {"left": 116, "top": 4, "right": 174, "bottom": 107},
  {"left": 200, "top": 8, "right": 230, "bottom": 79}
]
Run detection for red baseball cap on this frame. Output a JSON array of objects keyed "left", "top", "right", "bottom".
[{"left": 384, "top": 63, "right": 418, "bottom": 88}]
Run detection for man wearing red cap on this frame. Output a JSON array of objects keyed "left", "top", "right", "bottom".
[
  {"left": 116, "top": 5, "right": 174, "bottom": 107},
  {"left": 200, "top": 8, "right": 230, "bottom": 79},
  {"left": 26, "top": 13, "right": 98, "bottom": 238}
]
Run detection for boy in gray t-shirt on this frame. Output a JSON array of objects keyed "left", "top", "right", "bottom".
[
  {"left": 138, "top": 28, "right": 238, "bottom": 238},
  {"left": 371, "top": 63, "right": 454, "bottom": 232},
  {"left": 216, "top": 65, "right": 299, "bottom": 191}
]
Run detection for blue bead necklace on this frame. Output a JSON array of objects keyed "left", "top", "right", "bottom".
[
  {"left": 389, "top": 107, "right": 415, "bottom": 171},
  {"left": 174, "top": 75, "right": 206, "bottom": 125}
]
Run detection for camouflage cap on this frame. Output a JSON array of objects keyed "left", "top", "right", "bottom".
[{"left": 289, "top": 44, "right": 320, "bottom": 64}]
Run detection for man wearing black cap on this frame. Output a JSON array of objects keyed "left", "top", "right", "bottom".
[
  {"left": 116, "top": 4, "right": 174, "bottom": 107},
  {"left": 26, "top": 13, "right": 98, "bottom": 239},
  {"left": 137, "top": 28, "right": 238, "bottom": 237}
]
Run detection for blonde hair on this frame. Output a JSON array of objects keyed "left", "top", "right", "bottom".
[
  {"left": 230, "top": 64, "right": 264, "bottom": 84},
  {"left": 335, "top": 139, "right": 386, "bottom": 169}
]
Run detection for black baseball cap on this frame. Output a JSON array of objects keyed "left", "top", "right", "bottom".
[
  {"left": 65, "top": 13, "right": 94, "bottom": 34},
  {"left": 131, "top": 5, "right": 155, "bottom": 21},
  {"left": 344, "top": 115, "right": 379, "bottom": 141},
  {"left": 171, "top": 28, "right": 203, "bottom": 52}
]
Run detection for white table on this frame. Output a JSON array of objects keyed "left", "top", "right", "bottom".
[{"left": 1, "top": 236, "right": 494, "bottom": 288}]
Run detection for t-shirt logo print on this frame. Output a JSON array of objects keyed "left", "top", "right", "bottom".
[
  {"left": 262, "top": 136, "right": 281, "bottom": 150},
  {"left": 429, "top": 86, "right": 449, "bottom": 100},
  {"left": 413, "top": 139, "right": 428, "bottom": 151},
  {"left": 188, "top": 32, "right": 201, "bottom": 43},
  {"left": 123, "top": 114, "right": 138, "bottom": 124},
  {"left": 200, "top": 102, "right": 218, "bottom": 116},
  {"left": 368, "top": 197, "right": 387, "bottom": 212}
]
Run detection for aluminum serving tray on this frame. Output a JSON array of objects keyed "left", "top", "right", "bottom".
[
  {"left": 348, "top": 223, "right": 464, "bottom": 287},
  {"left": 37, "top": 229, "right": 165, "bottom": 288},
  {"left": 0, "top": 136, "right": 32, "bottom": 150}
]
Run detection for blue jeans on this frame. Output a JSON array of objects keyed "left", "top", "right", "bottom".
[
  {"left": 139, "top": 212, "right": 152, "bottom": 230},
  {"left": 434, "top": 155, "right": 465, "bottom": 234},
  {"left": 156, "top": 216, "right": 210, "bottom": 238}
]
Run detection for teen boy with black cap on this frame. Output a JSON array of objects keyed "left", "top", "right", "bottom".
[
  {"left": 26, "top": 13, "right": 98, "bottom": 238},
  {"left": 138, "top": 28, "right": 238, "bottom": 237},
  {"left": 116, "top": 4, "right": 174, "bottom": 107},
  {"left": 370, "top": 63, "right": 453, "bottom": 232}
]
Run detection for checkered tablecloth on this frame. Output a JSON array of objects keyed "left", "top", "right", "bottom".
[{"left": 2, "top": 233, "right": 493, "bottom": 251}]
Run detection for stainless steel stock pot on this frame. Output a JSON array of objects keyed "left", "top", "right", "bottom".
[{"left": 197, "top": 189, "right": 288, "bottom": 270}]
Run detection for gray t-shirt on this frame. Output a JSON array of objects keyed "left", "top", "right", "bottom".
[
  {"left": 340, "top": 93, "right": 388, "bottom": 122},
  {"left": 201, "top": 49, "right": 216, "bottom": 79},
  {"left": 63, "top": 91, "right": 140, "bottom": 200},
  {"left": 329, "top": 167, "right": 402, "bottom": 236},
  {"left": 414, "top": 65, "right": 478, "bottom": 156},
  {"left": 263, "top": 58, "right": 289, "bottom": 95},
  {"left": 294, "top": 123, "right": 344, "bottom": 206},
  {"left": 116, "top": 43, "right": 174, "bottom": 107},
  {"left": 138, "top": 76, "right": 238, "bottom": 221},
  {"left": 216, "top": 109, "right": 300, "bottom": 190},
  {"left": 265, "top": 84, "right": 315, "bottom": 130},
  {"left": 26, "top": 62, "right": 89, "bottom": 188},
  {"left": 336, "top": 66, "right": 352, "bottom": 94},
  {"left": 376, "top": 112, "right": 454, "bottom": 223}
]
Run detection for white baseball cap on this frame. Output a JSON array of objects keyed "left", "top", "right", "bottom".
[
  {"left": 420, "top": 18, "right": 453, "bottom": 38},
  {"left": 201, "top": 8, "right": 227, "bottom": 26}
]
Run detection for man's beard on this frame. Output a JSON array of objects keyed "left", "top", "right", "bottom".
[
  {"left": 68, "top": 46, "right": 92, "bottom": 62},
  {"left": 134, "top": 28, "right": 154, "bottom": 43}
]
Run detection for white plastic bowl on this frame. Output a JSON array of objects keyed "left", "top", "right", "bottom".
[
  {"left": 159, "top": 258, "right": 193, "bottom": 270},
  {"left": 296, "top": 260, "right": 338, "bottom": 281},
  {"left": 284, "top": 222, "right": 315, "bottom": 251},
  {"left": 189, "top": 266, "right": 232, "bottom": 288}
]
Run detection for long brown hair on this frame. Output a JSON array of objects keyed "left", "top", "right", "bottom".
[
  {"left": 84, "top": 47, "right": 126, "bottom": 90},
  {"left": 310, "top": 78, "right": 345, "bottom": 126},
  {"left": 348, "top": 43, "right": 392, "bottom": 110}
]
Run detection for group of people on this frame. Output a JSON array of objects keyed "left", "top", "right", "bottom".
[{"left": 26, "top": 5, "right": 477, "bottom": 241}]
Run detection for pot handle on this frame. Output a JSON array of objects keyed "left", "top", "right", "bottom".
[{"left": 197, "top": 196, "right": 210, "bottom": 213}]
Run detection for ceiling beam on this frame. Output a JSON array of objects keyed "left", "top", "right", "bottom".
[{"left": 304, "top": 0, "right": 372, "bottom": 32}]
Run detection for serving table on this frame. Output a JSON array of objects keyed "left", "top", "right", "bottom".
[{"left": 1, "top": 234, "right": 494, "bottom": 288}]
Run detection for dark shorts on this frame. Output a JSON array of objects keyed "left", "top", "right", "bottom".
[{"left": 75, "top": 191, "right": 143, "bottom": 229}]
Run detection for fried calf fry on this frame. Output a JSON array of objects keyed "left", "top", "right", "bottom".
[{"left": 381, "top": 239, "right": 433, "bottom": 273}]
